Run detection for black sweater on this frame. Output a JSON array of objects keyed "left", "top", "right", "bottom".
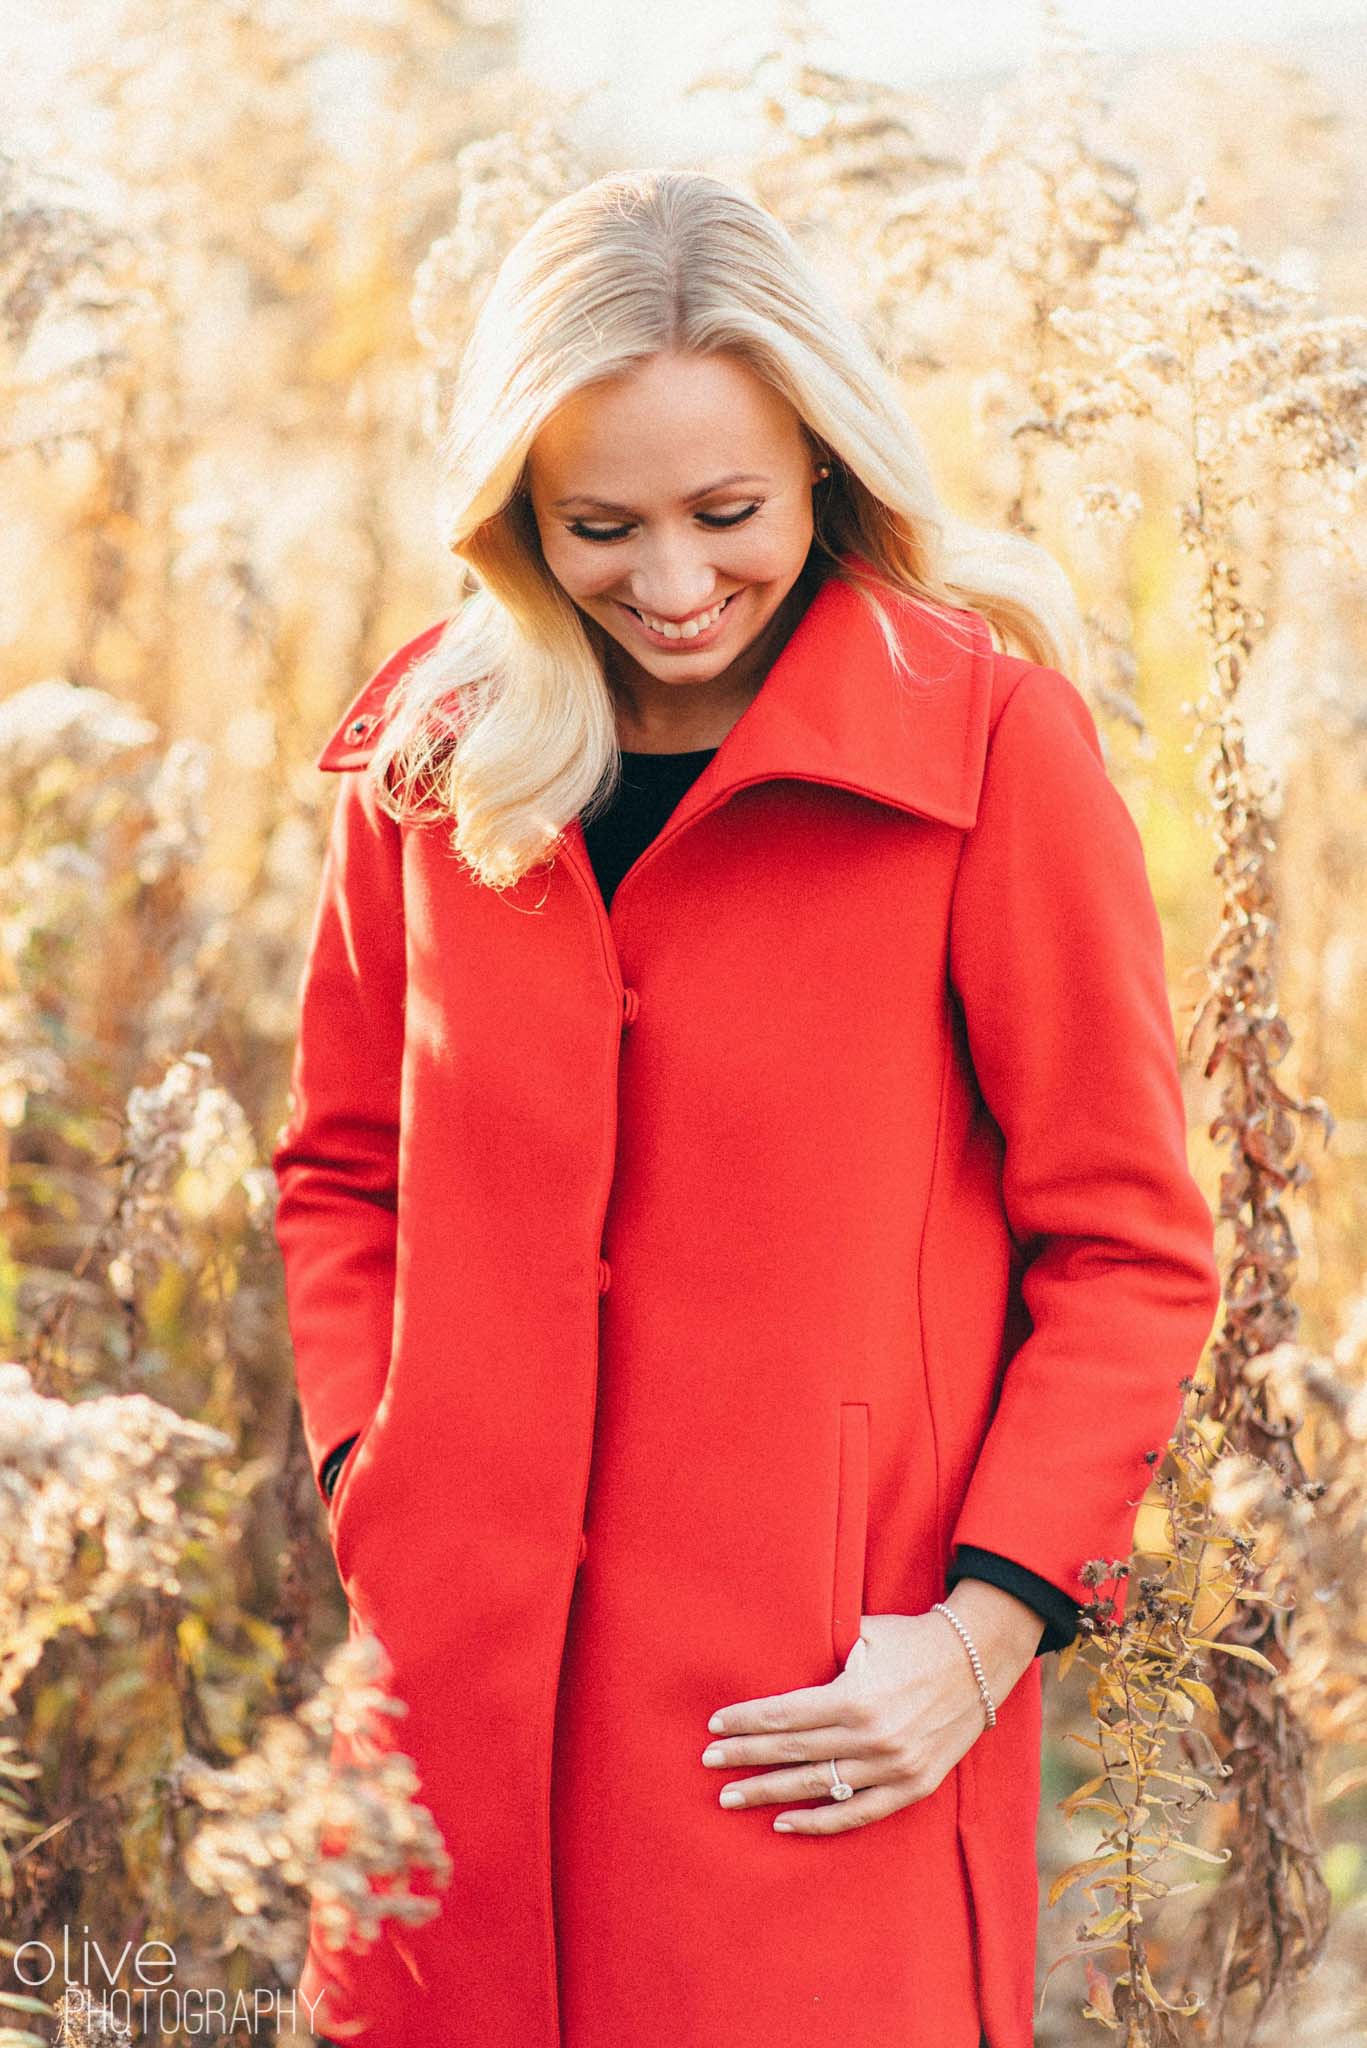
[{"left": 321, "top": 746, "right": 1082, "bottom": 1658}]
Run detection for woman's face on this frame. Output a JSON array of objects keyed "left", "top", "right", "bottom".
[{"left": 525, "top": 350, "right": 825, "bottom": 716}]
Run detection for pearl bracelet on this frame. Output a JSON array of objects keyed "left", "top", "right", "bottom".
[{"left": 931, "top": 1600, "right": 998, "bottom": 1728}]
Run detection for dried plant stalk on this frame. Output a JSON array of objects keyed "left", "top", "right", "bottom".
[{"left": 1043, "top": 1401, "right": 1283, "bottom": 2046}]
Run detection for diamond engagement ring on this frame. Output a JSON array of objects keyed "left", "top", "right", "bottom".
[{"left": 827, "top": 1758, "right": 854, "bottom": 1801}]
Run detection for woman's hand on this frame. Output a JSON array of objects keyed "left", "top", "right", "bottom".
[{"left": 699, "top": 1582, "right": 1042, "bottom": 1834}]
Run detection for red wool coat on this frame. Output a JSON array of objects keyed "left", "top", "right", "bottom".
[{"left": 271, "top": 557, "right": 1221, "bottom": 2048}]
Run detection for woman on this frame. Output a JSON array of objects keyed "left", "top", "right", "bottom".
[{"left": 272, "top": 169, "right": 1222, "bottom": 2048}]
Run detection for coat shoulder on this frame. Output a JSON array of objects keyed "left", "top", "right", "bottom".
[
  {"left": 983, "top": 654, "right": 1104, "bottom": 763},
  {"left": 946, "top": 641, "right": 1102, "bottom": 830},
  {"left": 315, "top": 617, "right": 451, "bottom": 773},
  {"left": 984, "top": 649, "right": 1049, "bottom": 729}
]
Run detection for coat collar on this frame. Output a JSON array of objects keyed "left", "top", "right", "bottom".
[
  {"left": 317, "top": 550, "right": 996, "bottom": 831},
  {"left": 661, "top": 550, "right": 995, "bottom": 831}
]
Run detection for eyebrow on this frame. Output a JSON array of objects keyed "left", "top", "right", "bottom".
[{"left": 551, "top": 471, "right": 772, "bottom": 513}]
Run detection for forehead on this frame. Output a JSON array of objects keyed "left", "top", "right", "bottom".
[{"left": 528, "top": 351, "right": 803, "bottom": 487}]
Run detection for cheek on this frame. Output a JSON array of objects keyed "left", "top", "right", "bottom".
[
  {"left": 692, "top": 520, "right": 814, "bottom": 592},
  {"left": 730, "top": 509, "right": 815, "bottom": 579},
  {"left": 536, "top": 529, "right": 587, "bottom": 594},
  {"left": 537, "top": 533, "right": 628, "bottom": 604}
]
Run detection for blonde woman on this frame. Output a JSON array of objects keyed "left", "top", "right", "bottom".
[{"left": 272, "top": 168, "right": 1221, "bottom": 2048}]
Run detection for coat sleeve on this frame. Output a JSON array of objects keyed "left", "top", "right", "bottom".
[
  {"left": 946, "top": 663, "right": 1222, "bottom": 1619},
  {"left": 270, "top": 767, "right": 406, "bottom": 1505}
]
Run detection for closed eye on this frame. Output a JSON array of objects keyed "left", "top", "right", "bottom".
[{"left": 566, "top": 502, "right": 762, "bottom": 543}]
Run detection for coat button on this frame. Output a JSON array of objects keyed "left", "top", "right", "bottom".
[
  {"left": 621, "top": 986, "right": 640, "bottom": 1024},
  {"left": 597, "top": 1257, "right": 611, "bottom": 1293}
]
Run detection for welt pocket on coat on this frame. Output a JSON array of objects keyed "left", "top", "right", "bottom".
[
  {"left": 831, "top": 1402, "right": 870, "bottom": 1669},
  {"left": 326, "top": 1441, "right": 358, "bottom": 1523},
  {"left": 326, "top": 1411, "right": 379, "bottom": 1560}
]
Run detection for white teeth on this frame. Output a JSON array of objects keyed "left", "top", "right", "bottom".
[{"left": 635, "top": 596, "right": 728, "bottom": 639}]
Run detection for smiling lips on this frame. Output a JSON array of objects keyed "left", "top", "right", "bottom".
[{"left": 617, "top": 592, "right": 737, "bottom": 644}]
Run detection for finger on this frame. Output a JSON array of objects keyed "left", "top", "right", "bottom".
[
  {"left": 706, "top": 1676, "right": 848, "bottom": 1738},
  {"left": 772, "top": 1780, "right": 909, "bottom": 1835},
  {"left": 701, "top": 1720, "right": 869, "bottom": 1772},
  {"left": 713, "top": 1757, "right": 877, "bottom": 1811}
]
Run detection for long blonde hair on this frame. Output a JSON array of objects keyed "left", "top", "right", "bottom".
[{"left": 371, "top": 167, "right": 1084, "bottom": 889}]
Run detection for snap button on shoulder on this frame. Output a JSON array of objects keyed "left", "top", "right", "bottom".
[
  {"left": 597, "top": 1258, "right": 611, "bottom": 1294},
  {"left": 621, "top": 986, "right": 640, "bottom": 1024},
  {"left": 346, "top": 713, "right": 376, "bottom": 739}
]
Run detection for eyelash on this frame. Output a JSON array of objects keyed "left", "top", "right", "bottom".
[{"left": 565, "top": 503, "right": 762, "bottom": 544}]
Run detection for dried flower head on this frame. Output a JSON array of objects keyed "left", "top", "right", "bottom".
[
  {"left": 107, "top": 1052, "right": 258, "bottom": 1293},
  {"left": 0, "top": 1361, "right": 229, "bottom": 1709},
  {"left": 172, "top": 1630, "right": 451, "bottom": 1969}
]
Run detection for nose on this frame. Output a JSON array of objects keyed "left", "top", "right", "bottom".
[{"left": 626, "top": 537, "right": 722, "bottom": 620}]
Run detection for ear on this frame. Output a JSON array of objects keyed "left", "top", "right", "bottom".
[{"left": 315, "top": 617, "right": 451, "bottom": 772}]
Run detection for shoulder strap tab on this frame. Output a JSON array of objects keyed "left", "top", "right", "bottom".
[{"left": 315, "top": 618, "right": 450, "bottom": 772}]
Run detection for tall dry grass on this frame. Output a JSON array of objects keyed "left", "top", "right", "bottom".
[{"left": 0, "top": 1, "right": 1363, "bottom": 2041}]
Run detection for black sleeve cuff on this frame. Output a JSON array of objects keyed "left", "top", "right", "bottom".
[
  {"left": 945, "top": 1546, "right": 1081, "bottom": 1657},
  {"left": 320, "top": 1434, "right": 360, "bottom": 1502}
]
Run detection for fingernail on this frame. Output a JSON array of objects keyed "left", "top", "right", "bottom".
[
  {"left": 774, "top": 1820, "right": 795, "bottom": 1832},
  {"left": 707, "top": 1714, "right": 725, "bottom": 1733},
  {"left": 701, "top": 1745, "right": 725, "bottom": 1765},
  {"left": 719, "top": 1787, "right": 744, "bottom": 1807}
]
